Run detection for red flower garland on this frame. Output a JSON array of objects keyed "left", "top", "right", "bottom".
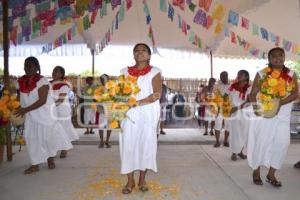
[
  {"left": 229, "top": 83, "right": 250, "bottom": 100},
  {"left": 128, "top": 65, "right": 152, "bottom": 77},
  {"left": 50, "top": 80, "right": 70, "bottom": 90},
  {"left": 18, "top": 74, "right": 43, "bottom": 93}
]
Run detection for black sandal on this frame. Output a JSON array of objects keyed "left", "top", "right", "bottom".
[
  {"left": 105, "top": 142, "right": 111, "bottom": 148},
  {"left": 122, "top": 184, "right": 135, "bottom": 194},
  {"left": 266, "top": 175, "right": 282, "bottom": 187},
  {"left": 238, "top": 153, "right": 247, "bottom": 159},
  {"left": 294, "top": 161, "right": 300, "bottom": 169},
  {"left": 252, "top": 172, "right": 263, "bottom": 185},
  {"left": 139, "top": 184, "right": 149, "bottom": 192}
]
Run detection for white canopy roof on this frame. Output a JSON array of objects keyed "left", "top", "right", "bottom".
[{"left": 1, "top": 0, "right": 300, "bottom": 60}]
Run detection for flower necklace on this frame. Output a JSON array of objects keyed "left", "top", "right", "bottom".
[
  {"left": 18, "top": 74, "right": 43, "bottom": 93},
  {"left": 128, "top": 65, "right": 152, "bottom": 77}
]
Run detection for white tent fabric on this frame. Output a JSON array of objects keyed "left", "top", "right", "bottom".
[{"left": 1, "top": 0, "right": 300, "bottom": 60}]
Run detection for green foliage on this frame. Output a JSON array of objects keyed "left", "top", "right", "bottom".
[
  {"left": 0, "top": 68, "right": 3, "bottom": 75},
  {"left": 66, "top": 73, "right": 78, "bottom": 76},
  {"left": 80, "top": 69, "right": 100, "bottom": 77},
  {"left": 287, "top": 60, "right": 300, "bottom": 78}
]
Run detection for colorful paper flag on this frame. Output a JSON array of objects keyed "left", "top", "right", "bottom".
[
  {"left": 228, "top": 10, "right": 239, "bottom": 26},
  {"left": 212, "top": 4, "right": 225, "bottom": 21},
  {"left": 241, "top": 17, "right": 249, "bottom": 29}
]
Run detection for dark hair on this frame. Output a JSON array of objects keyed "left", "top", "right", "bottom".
[
  {"left": 267, "top": 47, "right": 289, "bottom": 73},
  {"left": 25, "top": 56, "right": 41, "bottom": 74},
  {"left": 268, "top": 47, "right": 285, "bottom": 62},
  {"left": 238, "top": 70, "right": 250, "bottom": 83},
  {"left": 54, "top": 66, "right": 65, "bottom": 79},
  {"left": 100, "top": 74, "right": 109, "bottom": 85},
  {"left": 86, "top": 76, "right": 94, "bottom": 82},
  {"left": 133, "top": 43, "right": 152, "bottom": 55}
]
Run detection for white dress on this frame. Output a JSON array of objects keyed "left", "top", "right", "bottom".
[
  {"left": 19, "top": 77, "right": 73, "bottom": 165},
  {"left": 119, "top": 66, "right": 161, "bottom": 174},
  {"left": 228, "top": 86, "right": 252, "bottom": 154},
  {"left": 247, "top": 69, "right": 294, "bottom": 170},
  {"left": 215, "top": 82, "right": 230, "bottom": 131},
  {"left": 52, "top": 84, "right": 79, "bottom": 142}
]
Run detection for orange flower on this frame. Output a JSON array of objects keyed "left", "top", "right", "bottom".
[
  {"left": 126, "top": 75, "right": 138, "bottom": 84},
  {"left": 271, "top": 70, "right": 281, "bottom": 79},
  {"left": 109, "top": 120, "right": 119, "bottom": 129},
  {"left": 128, "top": 97, "right": 137, "bottom": 106},
  {"left": 108, "top": 88, "right": 116, "bottom": 97},
  {"left": 123, "top": 84, "right": 132, "bottom": 95},
  {"left": 11, "top": 101, "right": 20, "bottom": 109},
  {"left": 263, "top": 67, "right": 271, "bottom": 73}
]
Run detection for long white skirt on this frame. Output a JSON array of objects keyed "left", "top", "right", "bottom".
[
  {"left": 229, "top": 109, "right": 250, "bottom": 154},
  {"left": 247, "top": 103, "right": 292, "bottom": 170},
  {"left": 25, "top": 116, "right": 73, "bottom": 165},
  {"left": 119, "top": 104, "right": 159, "bottom": 174},
  {"left": 57, "top": 104, "right": 79, "bottom": 141}
]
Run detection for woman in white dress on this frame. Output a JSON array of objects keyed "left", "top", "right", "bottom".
[
  {"left": 51, "top": 66, "right": 79, "bottom": 157},
  {"left": 228, "top": 70, "right": 251, "bottom": 161},
  {"left": 16, "top": 57, "right": 73, "bottom": 174},
  {"left": 119, "top": 43, "right": 162, "bottom": 194},
  {"left": 248, "top": 47, "right": 298, "bottom": 187},
  {"left": 97, "top": 74, "right": 112, "bottom": 148}
]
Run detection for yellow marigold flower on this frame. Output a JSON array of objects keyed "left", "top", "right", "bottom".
[
  {"left": 86, "top": 88, "right": 93, "bottom": 95},
  {"left": 263, "top": 67, "right": 271, "bottom": 73},
  {"left": 108, "top": 88, "right": 116, "bottom": 97},
  {"left": 118, "top": 75, "right": 125, "bottom": 82},
  {"left": 3, "top": 90, "right": 9, "bottom": 95},
  {"left": 120, "top": 105, "right": 130, "bottom": 110},
  {"left": 262, "top": 102, "right": 274, "bottom": 111},
  {"left": 10, "top": 95, "right": 17, "bottom": 100},
  {"left": 115, "top": 85, "right": 120, "bottom": 93},
  {"left": 268, "top": 78, "right": 278, "bottom": 87},
  {"left": 109, "top": 120, "right": 119, "bottom": 129},
  {"left": 105, "top": 80, "right": 116, "bottom": 89},
  {"left": 271, "top": 70, "right": 281, "bottom": 79},
  {"left": 128, "top": 97, "right": 137, "bottom": 106}
]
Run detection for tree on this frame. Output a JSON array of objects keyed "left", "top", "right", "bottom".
[
  {"left": 79, "top": 69, "right": 100, "bottom": 77},
  {"left": 287, "top": 60, "right": 300, "bottom": 78},
  {"left": 66, "top": 72, "right": 78, "bottom": 76}
]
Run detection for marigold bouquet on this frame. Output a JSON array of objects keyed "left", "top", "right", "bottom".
[
  {"left": 207, "top": 90, "right": 232, "bottom": 118},
  {"left": 0, "top": 90, "right": 21, "bottom": 125},
  {"left": 257, "top": 67, "right": 295, "bottom": 117},
  {"left": 94, "top": 75, "right": 140, "bottom": 129}
]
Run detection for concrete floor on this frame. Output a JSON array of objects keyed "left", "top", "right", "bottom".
[{"left": 1, "top": 129, "right": 300, "bottom": 200}]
